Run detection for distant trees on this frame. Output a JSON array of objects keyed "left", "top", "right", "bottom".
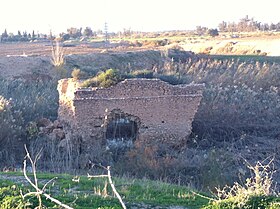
[
  {"left": 61, "top": 33, "right": 70, "bottom": 41},
  {"left": 1, "top": 29, "right": 8, "bottom": 41},
  {"left": 196, "top": 26, "right": 219, "bottom": 37},
  {"left": 83, "top": 27, "right": 94, "bottom": 37},
  {"left": 67, "top": 27, "right": 82, "bottom": 39},
  {"left": 208, "top": 28, "right": 219, "bottom": 37},
  {"left": 0, "top": 29, "right": 42, "bottom": 42},
  {"left": 0, "top": 26, "right": 98, "bottom": 43},
  {"left": 196, "top": 26, "right": 208, "bottom": 36},
  {"left": 32, "top": 30, "right": 36, "bottom": 40},
  {"left": 195, "top": 15, "right": 280, "bottom": 36},
  {"left": 218, "top": 15, "right": 280, "bottom": 32}
]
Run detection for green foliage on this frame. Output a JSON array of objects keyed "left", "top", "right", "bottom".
[
  {"left": 81, "top": 68, "right": 187, "bottom": 88},
  {"left": 0, "top": 172, "right": 210, "bottom": 209},
  {"left": 203, "top": 161, "right": 280, "bottom": 209},
  {"left": 26, "top": 121, "right": 39, "bottom": 138},
  {"left": 204, "top": 195, "right": 280, "bottom": 209},
  {"left": 81, "top": 69, "right": 123, "bottom": 88},
  {"left": 208, "top": 28, "right": 219, "bottom": 37},
  {"left": 130, "top": 69, "right": 154, "bottom": 78},
  {"left": 0, "top": 185, "right": 30, "bottom": 209},
  {"left": 71, "top": 68, "right": 87, "bottom": 79}
]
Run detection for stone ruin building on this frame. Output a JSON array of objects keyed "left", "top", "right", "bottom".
[{"left": 57, "top": 78, "right": 204, "bottom": 160}]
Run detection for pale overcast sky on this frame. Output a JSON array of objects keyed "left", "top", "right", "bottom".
[{"left": 0, "top": 0, "right": 279, "bottom": 34}]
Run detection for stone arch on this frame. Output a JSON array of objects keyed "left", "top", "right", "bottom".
[{"left": 104, "top": 109, "right": 140, "bottom": 154}]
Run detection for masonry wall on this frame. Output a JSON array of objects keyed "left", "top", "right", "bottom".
[
  {"left": 57, "top": 78, "right": 80, "bottom": 128},
  {"left": 58, "top": 78, "right": 204, "bottom": 152}
]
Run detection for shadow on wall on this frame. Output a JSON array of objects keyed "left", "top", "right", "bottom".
[{"left": 105, "top": 109, "right": 140, "bottom": 160}]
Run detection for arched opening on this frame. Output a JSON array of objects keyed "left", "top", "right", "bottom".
[{"left": 105, "top": 110, "right": 139, "bottom": 155}]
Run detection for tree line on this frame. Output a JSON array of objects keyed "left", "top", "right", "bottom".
[
  {"left": 0, "top": 29, "right": 41, "bottom": 42},
  {"left": 218, "top": 15, "right": 280, "bottom": 32},
  {"left": 195, "top": 16, "right": 280, "bottom": 36},
  {"left": 2, "top": 16, "right": 280, "bottom": 43},
  {"left": 0, "top": 27, "right": 101, "bottom": 42}
]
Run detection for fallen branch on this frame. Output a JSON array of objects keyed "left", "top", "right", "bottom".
[
  {"left": 22, "top": 145, "right": 73, "bottom": 209},
  {"left": 88, "top": 165, "right": 126, "bottom": 209}
]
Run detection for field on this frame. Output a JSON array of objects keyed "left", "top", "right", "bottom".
[
  {"left": 0, "top": 32, "right": 280, "bottom": 208},
  {"left": 0, "top": 171, "right": 209, "bottom": 209},
  {"left": 182, "top": 33, "right": 280, "bottom": 56}
]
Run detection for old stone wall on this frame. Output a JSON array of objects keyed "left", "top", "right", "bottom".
[
  {"left": 58, "top": 78, "right": 204, "bottom": 155},
  {"left": 57, "top": 78, "right": 81, "bottom": 128}
]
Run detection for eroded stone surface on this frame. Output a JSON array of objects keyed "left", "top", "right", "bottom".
[{"left": 57, "top": 78, "right": 204, "bottom": 156}]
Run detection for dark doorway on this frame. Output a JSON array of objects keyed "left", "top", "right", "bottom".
[{"left": 105, "top": 111, "right": 139, "bottom": 156}]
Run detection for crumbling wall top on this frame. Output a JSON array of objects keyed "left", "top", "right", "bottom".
[{"left": 74, "top": 78, "right": 204, "bottom": 100}]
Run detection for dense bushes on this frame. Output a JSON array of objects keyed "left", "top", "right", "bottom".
[
  {"left": 0, "top": 185, "right": 29, "bottom": 208},
  {"left": 155, "top": 57, "right": 280, "bottom": 140},
  {"left": 80, "top": 68, "right": 186, "bottom": 88},
  {"left": 0, "top": 78, "right": 58, "bottom": 167},
  {"left": 0, "top": 79, "right": 58, "bottom": 123},
  {"left": 81, "top": 69, "right": 123, "bottom": 88},
  {"left": 0, "top": 52, "right": 280, "bottom": 194},
  {"left": 203, "top": 161, "right": 280, "bottom": 209},
  {"left": 76, "top": 56, "right": 280, "bottom": 140}
]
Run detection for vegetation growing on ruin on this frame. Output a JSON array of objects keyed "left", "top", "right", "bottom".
[
  {"left": 79, "top": 67, "right": 186, "bottom": 88},
  {"left": 81, "top": 69, "right": 124, "bottom": 88},
  {"left": 0, "top": 50, "right": 280, "bottom": 204}
]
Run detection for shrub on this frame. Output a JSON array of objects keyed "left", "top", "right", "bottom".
[
  {"left": 0, "top": 78, "right": 58, "bottom": 168},
  {"left": 204, "top": 160, "right": 280, "bottom": 209},
  {"left": 71, "top": 68, "right": 87, "bottom": 79},
  {"left": 81, "top": 69, "right": 123, "bottom": 88},
  {"left": 0, "top": 95, "right": 24, "bottom": 167},
  {"left": 0, "top": 185, "right": 30, "bottom": 208},
  {"left": 130, "top": 69, "right": 154, "bottom": 78},
  {"left": 0, "top": 96, "right": 23, "bottom": 138},
  {"left": 156, "top": 57, "right": 280, "bottom": 140},
  {"left": 208, "top": 28, "right": 219, "bottom": 37}
]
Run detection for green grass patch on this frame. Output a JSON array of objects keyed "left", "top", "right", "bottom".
[{"left": 0, "top": 172, "right": 210, "bottom": 208}]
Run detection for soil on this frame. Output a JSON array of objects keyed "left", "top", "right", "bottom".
[
  {"left": 0, "top": 41, "right": 163, "bottom": 79},
  {"left": 0, "top": 41, "right": 152, "bottom": 57},
  {"left": 1, "top": 34, "right": 280, "bottom": 78},
  {"left": 181, "top": 34, "right": 280, "bottom": 56}
]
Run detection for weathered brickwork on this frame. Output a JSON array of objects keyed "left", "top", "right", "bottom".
[{"left": 57, "top": 78, "right": 204, "bottom": 153}]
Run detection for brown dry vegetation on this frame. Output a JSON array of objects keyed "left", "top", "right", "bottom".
[{"left": 0, "top": 33, "right": 280, "bottom": 191}]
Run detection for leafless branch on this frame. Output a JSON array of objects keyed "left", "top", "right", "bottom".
[
  {"left": 22, "top": 145, "right": 73, "bottom": 209},
  {"left": 87, "top": 174, "right": 108, "bottom": 178},
  {"left": 88, "top": 166, "right": 127, "bottom": 209},
  {"left": 42, "top": 177, "right": 58, "bottom": 192}
]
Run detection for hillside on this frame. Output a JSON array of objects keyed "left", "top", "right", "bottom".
[{"left": 181, "top": 33, "right": 280, "bottom": 56}]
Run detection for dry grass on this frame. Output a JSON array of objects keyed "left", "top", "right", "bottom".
[
  {"left": 51, "top": 40, "right": 65, "bottom": 67},
  {"left": 206, "top": 159, "right": 278, "bottom": 208}
]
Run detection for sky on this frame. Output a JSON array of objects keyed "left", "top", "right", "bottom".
[{"left": 0, "top": 0, "right": 280, "bottom": 35}]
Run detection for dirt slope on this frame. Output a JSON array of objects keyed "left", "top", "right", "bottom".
[{"left": 181, "top": 35, "right": 280, "bottom": 56}]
